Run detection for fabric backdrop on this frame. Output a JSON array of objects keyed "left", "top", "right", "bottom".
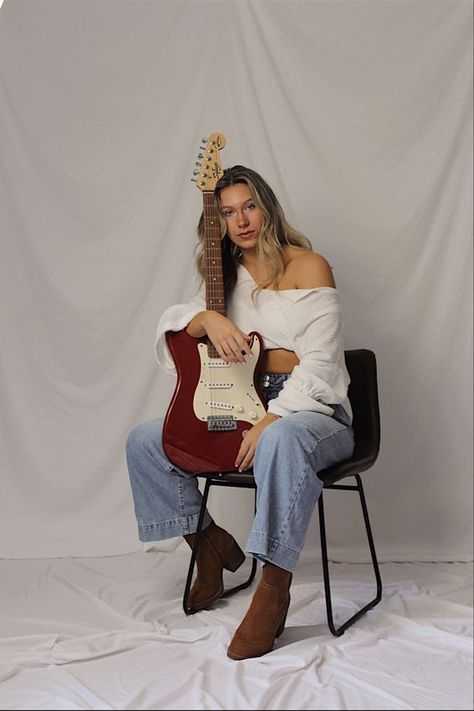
[{"left": 0, "top": 0, "right": 472, "bottom": 561}]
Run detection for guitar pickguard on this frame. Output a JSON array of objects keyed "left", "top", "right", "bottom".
[{"left": 194, "top": 339, "right": 266, "bottom": 428}]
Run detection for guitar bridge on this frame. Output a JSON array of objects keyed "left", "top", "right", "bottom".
[{"left": 207, "top": 415, "right": 237, "bottom": 432}]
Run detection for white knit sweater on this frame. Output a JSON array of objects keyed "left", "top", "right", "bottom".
[{"left": 155, "top": 265, "right": 352, "bottom": 422}]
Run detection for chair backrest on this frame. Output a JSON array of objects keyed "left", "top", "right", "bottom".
[{"left": 345, "top": 349, "right": 381, "bottom": 469}]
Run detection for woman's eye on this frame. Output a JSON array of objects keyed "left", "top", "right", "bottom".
[{"left": 222, "top": 204, "right": 255, "bottom": 217}]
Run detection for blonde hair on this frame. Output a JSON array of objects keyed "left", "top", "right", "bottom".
[{"left": 195, "top": 165, "right": 312, "bottom": 299}]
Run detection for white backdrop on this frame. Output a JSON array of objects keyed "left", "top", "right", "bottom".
[{"left": 0, "top": 0, "right": 472, "bottom": 561}]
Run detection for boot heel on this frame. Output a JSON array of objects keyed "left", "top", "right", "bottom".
[
  {"left": 223, "top": 540, "right": 246, "bottom": 572},
  {"left": 276, "top": 614, "right": 287, "bottom": 638},
  {"left": 276, "top": 600, "right": 290, "bottom": 638}
]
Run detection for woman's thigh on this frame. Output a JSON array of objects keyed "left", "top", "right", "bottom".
[{"left": 255, "top": 410, "right": 354, "bottom": 475}]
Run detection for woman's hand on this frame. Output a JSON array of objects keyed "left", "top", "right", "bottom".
[
  {"left": 235, "top": 413, "right": 280, "bottom": 471},
  {"left": 194, "top": 311, "right": 253, "bottom": 363}
]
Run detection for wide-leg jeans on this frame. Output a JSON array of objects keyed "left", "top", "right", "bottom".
[{"left": 126, "top": 374, "right": 354, "bottom": 572}]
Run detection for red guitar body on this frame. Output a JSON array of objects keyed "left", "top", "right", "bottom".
[{"left": 163, "top": 329, "right": 266, "bottom": 473}]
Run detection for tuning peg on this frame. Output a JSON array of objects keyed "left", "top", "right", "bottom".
[
  {"left": 201, "top": 137, "right": 208, "bottom": 143},
  {"left": 191, "top": 178, "right": 197, "bottom": 182},
  {"left": 193, "top": 168, "right": 199, "bottom": 175},
  {"left": 195, "top": 161, "right": 201, "bottom": 167}
]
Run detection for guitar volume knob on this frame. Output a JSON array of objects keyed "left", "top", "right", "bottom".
[{"left": 249, "top": 411, "right": 257, "bottom": 420}]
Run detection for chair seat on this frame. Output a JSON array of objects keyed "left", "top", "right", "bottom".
[
  {"left": 318, "top": 443, "right": 379, "bottom": 485},
  {"left": 199, "top": 470, "right": 255, "bottom": 486}
]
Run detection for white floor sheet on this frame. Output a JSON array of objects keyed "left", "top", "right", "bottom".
[{"left": 0, "top": 547, "right": 472, "bottom": 710}]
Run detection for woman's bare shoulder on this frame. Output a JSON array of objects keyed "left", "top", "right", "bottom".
[{"left": 284, "top": 249, "right": 336, "bottom": 289}]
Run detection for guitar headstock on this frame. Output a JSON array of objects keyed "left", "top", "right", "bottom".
[{"left": 192, "top": 132, "right": 226, "bottom": 192}]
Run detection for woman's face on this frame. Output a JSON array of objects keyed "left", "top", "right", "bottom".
[{"left": 218, "top": 183, "right": 264, "bottom": 254}]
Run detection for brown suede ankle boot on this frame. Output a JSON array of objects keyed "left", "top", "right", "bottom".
[
  {"left": 227, "top": 562, "right": 293, "bottom": 660},
  {"left": 184, "top": 521, "right": 246, "bottom": 610}
]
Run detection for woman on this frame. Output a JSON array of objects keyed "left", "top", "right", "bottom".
[{"left": 126, "top": 165, "right": 354, "bottom": 660}]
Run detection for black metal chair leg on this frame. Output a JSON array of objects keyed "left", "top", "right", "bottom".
[
  {"left": 183, "top": 481, "right": 258, "bottom": 615},
  {"left": 318, "top": 475, "right": 383, "bottom": 636},
  {"left": 182, "top": 479, "right": 212, "bottom": 615}
]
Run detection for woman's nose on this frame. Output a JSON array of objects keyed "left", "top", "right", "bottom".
[{"left": 237, "top": 211, "right": 249, "bottom": 226}]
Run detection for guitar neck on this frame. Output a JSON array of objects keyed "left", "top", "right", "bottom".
[{"left": 203, "top": 191, "right": 226, "bottom": 315}]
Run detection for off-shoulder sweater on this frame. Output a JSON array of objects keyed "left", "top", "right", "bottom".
[{"left": 154, "top": 264, "right": 352, "bottom": 423}]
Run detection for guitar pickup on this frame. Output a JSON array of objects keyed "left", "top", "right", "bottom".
[
  {"left": 206, "top": 401, "right": 233, "bottom": 410},
  {"left": 203, "top": 360, "right": 231, "bottom": 368}
]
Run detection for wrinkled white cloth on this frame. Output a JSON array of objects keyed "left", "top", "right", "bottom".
[
  {"left": 0, "top": 554, "right": 472, "bottom": 710},
  {"left": 154, "top": 264, "right": 352, "bottom": 421}
]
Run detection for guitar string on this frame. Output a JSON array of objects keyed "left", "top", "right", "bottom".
[
  {"left": 204, "top": 193, "right": 212, "bottom": 420},
  {"left": 204, "top": 192, "right": 243, "bottom": 427},
  {"left": 203, "top": 190, "right": 262, "bottom": 432},
  {"left": 203, "top": 192, "right": 211, "bottom": 419},
  {"left": 204, "top": 192, "right": 220, "bottom": 420}
]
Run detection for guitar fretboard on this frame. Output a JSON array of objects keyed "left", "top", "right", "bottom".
[
  {"left": 203, "top": 192, "right": 225, "bottom": 357},
  {"left": 203, "top": 192, "right": 225, "bottom": 313}
]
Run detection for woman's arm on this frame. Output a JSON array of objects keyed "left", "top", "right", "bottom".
[
  {"left": 266, "top": 252, "right": 348, "bottom": 418},
  {"left": 235, "top": 252, "right": 342, "bottom": 471},
  {"left": 186, "top": 311, "right": 253, "bottom": 364}
]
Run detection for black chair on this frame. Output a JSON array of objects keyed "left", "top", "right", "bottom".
[{"left": 183, "top": 349, "right": 382, "bottom": 636}]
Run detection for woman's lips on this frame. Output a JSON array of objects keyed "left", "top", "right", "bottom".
[{"left": 238, "top": 231, "right": 254, "bottom": 238}]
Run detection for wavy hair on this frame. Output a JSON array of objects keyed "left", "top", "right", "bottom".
[{"left": 195, "top": 165, "right": 312, "bottom": 299}]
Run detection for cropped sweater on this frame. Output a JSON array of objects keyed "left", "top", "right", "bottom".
[{"left": 154, "top": 264, "right": 353, "bottom": 423}]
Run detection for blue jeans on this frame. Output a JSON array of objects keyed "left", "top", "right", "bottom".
[{"left": 126, "top": 374, "right": 354, "bottom": 572}]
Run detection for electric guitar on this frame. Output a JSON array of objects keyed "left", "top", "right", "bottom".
[{"left": 162, "top": 133, "right": 266, "bottom": 473}]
